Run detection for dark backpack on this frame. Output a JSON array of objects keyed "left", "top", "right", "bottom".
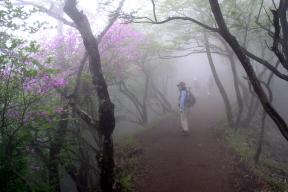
[{"left": 185, "top": 90, "right": 196, "bottom": 107}]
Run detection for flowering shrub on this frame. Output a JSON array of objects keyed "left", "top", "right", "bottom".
[
  {"left": 0, "top": 1, "right": 145, "bottom": 191},
  {"left": 100, "top": 23, "right": 144, "bottom": 81}
]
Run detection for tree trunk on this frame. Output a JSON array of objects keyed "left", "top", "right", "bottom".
[
  {"left": 203, "top": 31, "right": 234, "bottom": 128},
  {"left": 64, "top": 1, "right": 116, "bottom": 191}
]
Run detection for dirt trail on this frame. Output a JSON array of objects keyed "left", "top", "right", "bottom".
[{"left": 133, "top": 98, "right": 266, "bottom": 192}]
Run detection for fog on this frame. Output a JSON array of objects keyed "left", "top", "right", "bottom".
[{"left": 1, "top": 0, "right": 288, "bottom": 192}]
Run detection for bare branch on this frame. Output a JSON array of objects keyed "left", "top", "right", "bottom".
[
  {"left": 132, "top": 16, "right": 218, "bottom": 32},
  {"left": 151, "top": 0, "right": 158, "bottom": 22},
  {"left": 124, "top": 3, "right": 217, "bottom": 32},
  {"left": 209, "top": 0, "right": 288, "bottom": 141},
  {"left": 97, "top": 0, "right": 126, "bottom": 42},
  {"left": 15, "top": 0, "right": 76, "bottom": 28},
  {"left": 158, "top": 49, "right": 229, "bottom": 59},
  {"left": 243, "top": 48, "right": 288, "bottom": 81},
  {"left": 256, "top": 0, "right": 264, "bottom": 22}
]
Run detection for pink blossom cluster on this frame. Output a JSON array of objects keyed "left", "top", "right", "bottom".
[
  {"left": 24, "top": 74, "right": 67, "bottom": 94},
  {"left": 39, "top": 30, "right": 84, "bottom": 69},
  {"left": 100, "top": 23, "right": 144, "bottom": 59},
  {"left": 36, "top": 23, "right": 144, "bottom": 83},
  {"left": 6, "top": 109, "right": 52, "bottom": 124},
  {"left": 21, "top": 31, "right": 83, "bottom": 94},
  {"left": 99, "top": 23, "right": 144, "bottom": 79},
  {"left": 20, "top": 23, "right": 144, "bottom": 95}
]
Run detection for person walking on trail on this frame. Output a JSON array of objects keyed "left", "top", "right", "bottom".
[{"left": 177, "top": 81, "right": 196, "bottom": 135}]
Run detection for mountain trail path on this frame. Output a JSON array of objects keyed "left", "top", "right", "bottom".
[{"left": 133, "top": 98, "right": 268, "bottom": 192}]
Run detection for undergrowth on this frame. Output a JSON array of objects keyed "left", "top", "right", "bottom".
[
  {"left": 225, "top": 128, "right": 288, "bottom": 192},
  {"left": 114, "top": 138, "right": 138, "bottom": 192}
]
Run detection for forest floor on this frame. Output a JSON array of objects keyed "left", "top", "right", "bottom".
[{"left": 132, "top": 97, "right": 270, "bottom": 192}]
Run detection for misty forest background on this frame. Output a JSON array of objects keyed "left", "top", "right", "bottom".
[{"left": 1, "top": 0, "right": 288, "bottom": 191}]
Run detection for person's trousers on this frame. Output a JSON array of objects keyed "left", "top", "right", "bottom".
[{"left": 180, "top": 109, "right": 189, "bottom": 132}]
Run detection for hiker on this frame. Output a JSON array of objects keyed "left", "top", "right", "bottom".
[{"left": 177, "top": 81, "right": 196, "bottom": 135}]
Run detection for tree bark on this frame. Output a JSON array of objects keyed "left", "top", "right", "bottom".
[{"left": 64, "top": 1, "right": 116, "bottom": 191}]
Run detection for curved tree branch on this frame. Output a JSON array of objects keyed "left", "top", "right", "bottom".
[{"left": 209, "top": 0, "right": 288, "bottom": 141}]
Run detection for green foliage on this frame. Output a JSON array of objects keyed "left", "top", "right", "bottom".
[
  {"left": 114, "top": 137, "right": 138, "bottom": 192},
  {"left": 225, "top": 128, "right": 288, "bottom": 192},
  {"left": 225, "top": 129, "right": 256, "bottom": 163},
  {"left": 153, "top": 0, "right": 274, "bottom": 56},
  {"left": 0, "top": 0, "right": 43, "bottom": 32},
  {"left": 0, "top": 1, "right": 60, "bottom": 191}
]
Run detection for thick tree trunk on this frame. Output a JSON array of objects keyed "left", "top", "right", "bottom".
[
  {"left": 209, "top": 0, "right": 288, "bottom": 141},
  {"left": 203, "top": 31, "right": 234, "bottom": 128},
  {"left": 64, "top": 1, "right": 116, "bottom": 191}
]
